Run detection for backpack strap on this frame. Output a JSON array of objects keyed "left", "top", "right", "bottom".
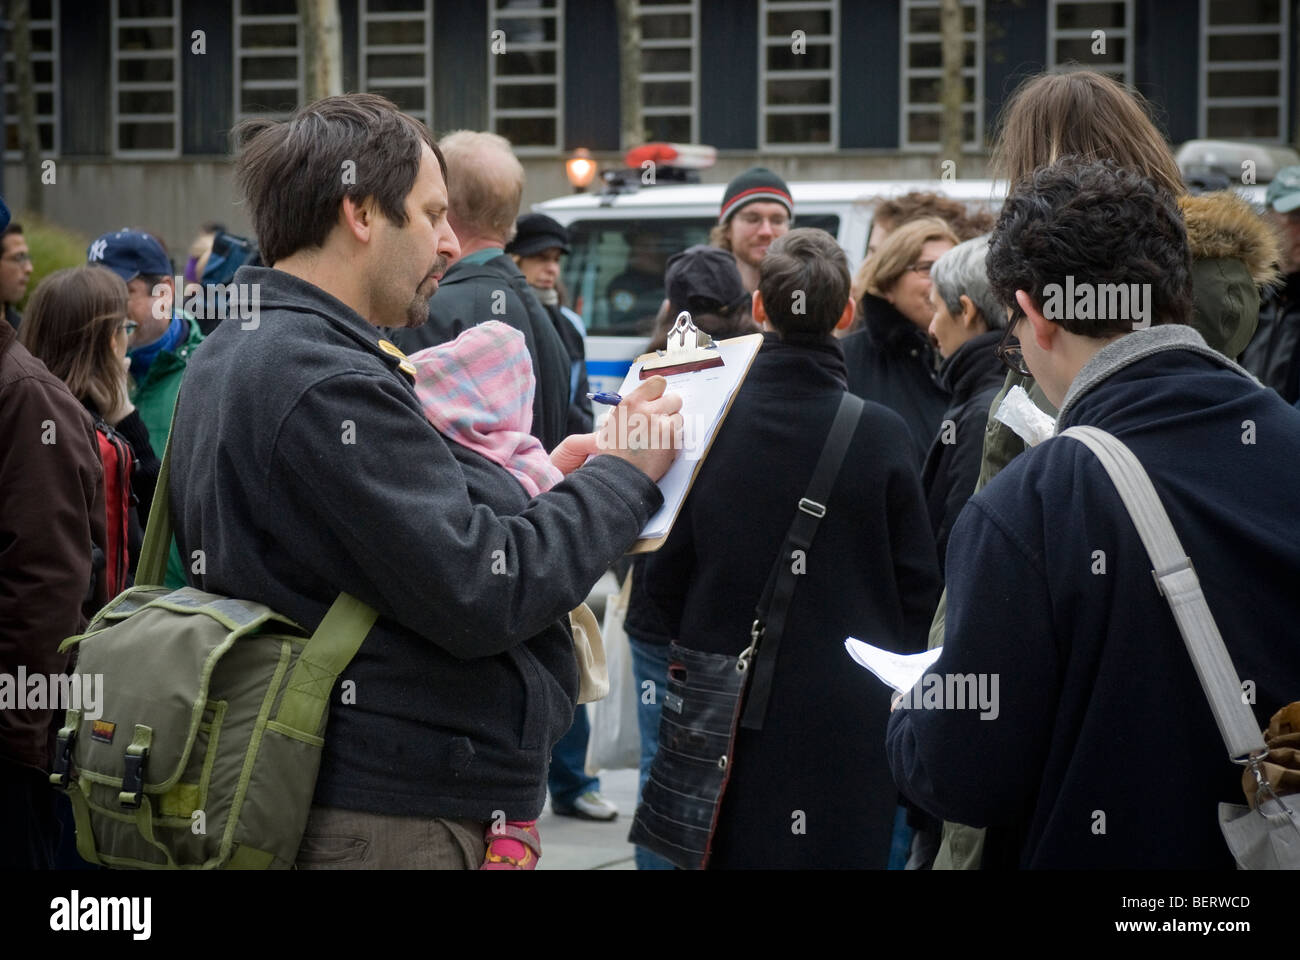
[
  {"left": 740, "top": 392, "right": 865, "bottom": 730},
  {"left": 1058, "top": 425, "right": 1268, "bottom": 762},
  {"left": 140, "top": 395, "right": 379, "bottom": 733}
]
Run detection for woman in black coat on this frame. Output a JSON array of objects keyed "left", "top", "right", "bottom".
[
  {"left": 637, "top": 230, "right": 941, "bottom": 869},
  {"left": 919, "top": 236, "right": 1008, "bottom": 573},
  {"left": 842, "top": 218, "right": 958, "bottom": 468}
]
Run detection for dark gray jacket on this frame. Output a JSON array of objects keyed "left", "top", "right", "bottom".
[
  {"left": 168, "top": 266, "right": 663, "bottom": 821},
  {"left": 392, "top": 254, "right": 573, "bottom": 451}
]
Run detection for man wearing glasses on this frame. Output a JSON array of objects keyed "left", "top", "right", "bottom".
[
  {"left": 709, "top": 167, "right": 794, "bottom": 293},
  {"left": 88, "top": 228, "right": 203, "bottom": 587},
  {"left": 886, "top": 159, "right": 1300, "bottom": 869},
  {"left": 1242, "top": 165, "right": 1300, "bottom": 404},
  {"left": 1, "top": 223, "right": 33, "bottom": 331}
]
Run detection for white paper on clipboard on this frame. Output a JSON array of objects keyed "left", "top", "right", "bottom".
[{"left": 607, "top": 335, "right": 761, "bottom": 542}]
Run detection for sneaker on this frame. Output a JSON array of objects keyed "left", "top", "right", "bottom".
[{"left": 552, "top": 790, "right": 618, "bottom": 821}]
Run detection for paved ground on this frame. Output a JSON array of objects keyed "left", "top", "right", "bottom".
[
  {"left": 537, "top": 766, "right": 640, "bottom": 870},
  {"left": 531, "top": 571, "right": 640, "bottom": 870}
]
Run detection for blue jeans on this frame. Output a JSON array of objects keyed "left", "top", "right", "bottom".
[
  {"left": 548, "top": 703, "right": 600, "bottom": 809},
  {"left": 627, "top": 633, "right": 675, "bottom": 870}
]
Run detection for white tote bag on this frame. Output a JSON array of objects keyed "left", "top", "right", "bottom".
[{"left": 585, "top": 573, "right": 641, "bottom": 775}]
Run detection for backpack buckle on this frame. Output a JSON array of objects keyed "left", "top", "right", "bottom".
[
  {"left": 49, "top": 710, "right": 81, "bottom": 789},
  {"left": 118, "top": 725, "right": 153, "bottom": 809},
  {"left": 798, "top": 498, "right": 826, "bottom": 518}
]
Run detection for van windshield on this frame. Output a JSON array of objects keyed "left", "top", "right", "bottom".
[{"left": 562, "top": 215, "right": 840, "bottom": 337}]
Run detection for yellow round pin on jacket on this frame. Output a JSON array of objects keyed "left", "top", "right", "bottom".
[{"left": 377, "top": 338, "right": 417, "bottom": 377}]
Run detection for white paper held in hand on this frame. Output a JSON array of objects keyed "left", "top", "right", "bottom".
[{"left": 844, "top": 637, "right": 943, "bottom": 694}]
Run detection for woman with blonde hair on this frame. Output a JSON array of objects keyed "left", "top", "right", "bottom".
[
  {"left": 19, "top": 266, "right": 160, "bottom": 586},
  {"left": 842, "top": 217, "right": 959, "bottom": 466}
]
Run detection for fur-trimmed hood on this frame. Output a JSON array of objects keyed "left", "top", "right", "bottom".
[
  {"left": 1179, "top": 191, "right": 1280, "bottom": 359},
  {"left": 1180, "top": 191, "right": 1280, "bottom": 286}
]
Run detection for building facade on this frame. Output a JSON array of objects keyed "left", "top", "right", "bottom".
[{"left": 0, "top": 0, "right": 1292, "bottom": 250}]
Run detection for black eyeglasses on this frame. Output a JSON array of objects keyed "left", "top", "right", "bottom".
[{"left": 995, "top": 313, "right": 1032, "bottom": 377}]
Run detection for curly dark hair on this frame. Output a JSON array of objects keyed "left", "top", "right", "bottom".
[{"left": 986, "top": 159, "right": 1192, "bottom": 338}]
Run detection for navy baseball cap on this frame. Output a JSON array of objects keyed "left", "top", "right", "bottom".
[
  {"left": 87, "top": 228, "right": 173, "bottom": 282},
  {"left": 665, "top": 245, "right": 749, "bottom": 316},
  {"left": 0, "top": 195, "right": 9, "bottom": 232}
]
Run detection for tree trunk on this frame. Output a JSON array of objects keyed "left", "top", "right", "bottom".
[
  {"left": 11, "top": 0, "right": 43, "bottom": 215},
  {"left": 302, "top": 0, "right": 343, "bottom": 104},
  {"left": 616, "top": 0, "right": 643, "bottom": 151},
  {"left": 938, "top": 0, "right": 965, "bottom": 169}
]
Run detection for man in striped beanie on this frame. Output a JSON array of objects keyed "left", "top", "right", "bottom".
[{"left": 709, "top": 166, "right": 794, "bottom": 293}]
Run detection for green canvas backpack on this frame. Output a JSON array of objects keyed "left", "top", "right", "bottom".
[{"left": 50, "top": 421, "right": 377, "bottom": 869}]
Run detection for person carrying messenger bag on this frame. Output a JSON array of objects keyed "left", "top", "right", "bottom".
[
  {"left": 49, "top": 411, "right": 378, "bottom": 870},
  {"left": 1061, "top": 425, "right": 1300, "bottom": 870},
  {"left": 629, "top": 392, "right": 864, "bottom": 869}
]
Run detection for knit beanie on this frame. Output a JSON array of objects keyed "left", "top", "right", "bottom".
[{"left": 719, "top": 167, "right": 794, "bottom": 224}]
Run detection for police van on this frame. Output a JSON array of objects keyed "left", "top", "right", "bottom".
[{"left": 533, "top": 141, "right": 1284, "bottom": 394}]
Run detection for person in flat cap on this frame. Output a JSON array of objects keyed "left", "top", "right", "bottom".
[
  {"left": 506, "top": 212, "right": 593, "bottom": 437},
  {"left": 1242, "top": 165, "right": 1300, "bottom": 403},
  {"left": 709, "top": 166, "right": 794, "bottom": 293}
]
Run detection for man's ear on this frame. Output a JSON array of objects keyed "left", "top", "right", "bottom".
[
  {"left": 340, "top": 195, "right": 374, "bottom": 243},
  {"left": 958, "top": 294, "right": 980, "bottom": 330},
  {"left": 752, "top": 289, "right": 769, "bottom": 327},
  {"left": 834, "top": 296, "right": 856, "bottom": 331},
  {"left": 1015, "top": 288, "right": 1056, "bottom": 351}
]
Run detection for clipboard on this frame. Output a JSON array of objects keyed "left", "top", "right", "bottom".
[{"left": 615, "top": 319, "right": 764, "bottom": 554}]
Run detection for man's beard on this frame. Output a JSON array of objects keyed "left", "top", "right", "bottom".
[{"left": 402, "top": 254, "right": 450, "bottom": 328}]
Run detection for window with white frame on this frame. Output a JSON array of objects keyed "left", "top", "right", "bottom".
[
  {"left": 359, "top": 0, "right": 432, "bottom": 124},
  {"left": 760, "top": 0, "right": 837, "bottom": 149},
  {"left": 900, "top": 0, "right": 983, "bottom": 151},
  {"left": 112, "top": 0, "right": 181, "bottom": 157},
  {"left": 234, "top": 0, "right": 301, "bottom": 121},
  {"left": 488, "top": 0, "right": 563, "bottom": 153},
  {"left": 1201, "top": 0, "right": 1288, "bottom": 142},
  {"left": 2, "top": 0, "right": 59, "bottom": 159},
  {"left": 1048, "top": 0, "right": 1132, "bottom": 84},
  {"left": 637, "top": 0, "right": 697, "bottom": 144}
]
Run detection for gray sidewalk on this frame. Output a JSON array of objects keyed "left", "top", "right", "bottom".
[{"left": 536, "top": 766, "right": 640, "bottom": 870}]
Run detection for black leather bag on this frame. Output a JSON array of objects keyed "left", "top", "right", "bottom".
[{"left": 628, "top": 393, "right": 864, "bottom": 869}]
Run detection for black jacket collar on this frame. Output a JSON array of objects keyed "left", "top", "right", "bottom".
[
  {"left": 752, "top": 330, "right": 849, "bottom": 390},
  {"left": 233, "top": 264, "right": 415, "bottom": 384},
  {"left": 938, "top": 328, "right": 1005, "bottom": 400},
  {"left": 861, "top": 291, "right": 939, "bottom": 363}
]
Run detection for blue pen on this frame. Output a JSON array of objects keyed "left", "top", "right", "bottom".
[{"left": 587, "top": 391, "right": 622, "bottom": 406}]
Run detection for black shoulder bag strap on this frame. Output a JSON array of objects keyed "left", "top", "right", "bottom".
[{"left": 739, "top": 391, "right": 865, "bottom": 731}]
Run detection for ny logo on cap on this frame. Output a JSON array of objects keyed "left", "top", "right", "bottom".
[{"left": 89, "top": 239, "right": 108, "bottom": 261}]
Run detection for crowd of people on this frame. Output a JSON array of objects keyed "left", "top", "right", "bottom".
[{"left": 3, "top": 68, "right": 1300, "bottom": 871}]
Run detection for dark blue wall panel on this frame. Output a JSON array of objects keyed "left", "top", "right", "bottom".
[
  {"left": 433, "top": 0, "right": 488, "bottom": 135},
  {"left": 701, "top": 0, "right": 757, "bottom": 149},
  {"left": 564, "top": 0, "right": 619, "bottom": 150},
  {"left": 841, "top": 0, "right": 899, "bottom": 149},
  {"left": 182, "top": 0, "right": 232, "bottom": 155}
]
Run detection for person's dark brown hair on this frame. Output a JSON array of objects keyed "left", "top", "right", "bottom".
[
  {"left": 758, "top": 228, "right": 851, "bottom": 337},
  {"left": 18, "top": 266, "right": 130, "bottom": 414},
  {"left": 991, "top": 70, "right": 1185, "bottom": 198},
  {"left": 233, "top": 93, "right": 447, "bottom": 265},
  {"left": 2, "top": 222, "right": 23, "bottom": 240}
]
